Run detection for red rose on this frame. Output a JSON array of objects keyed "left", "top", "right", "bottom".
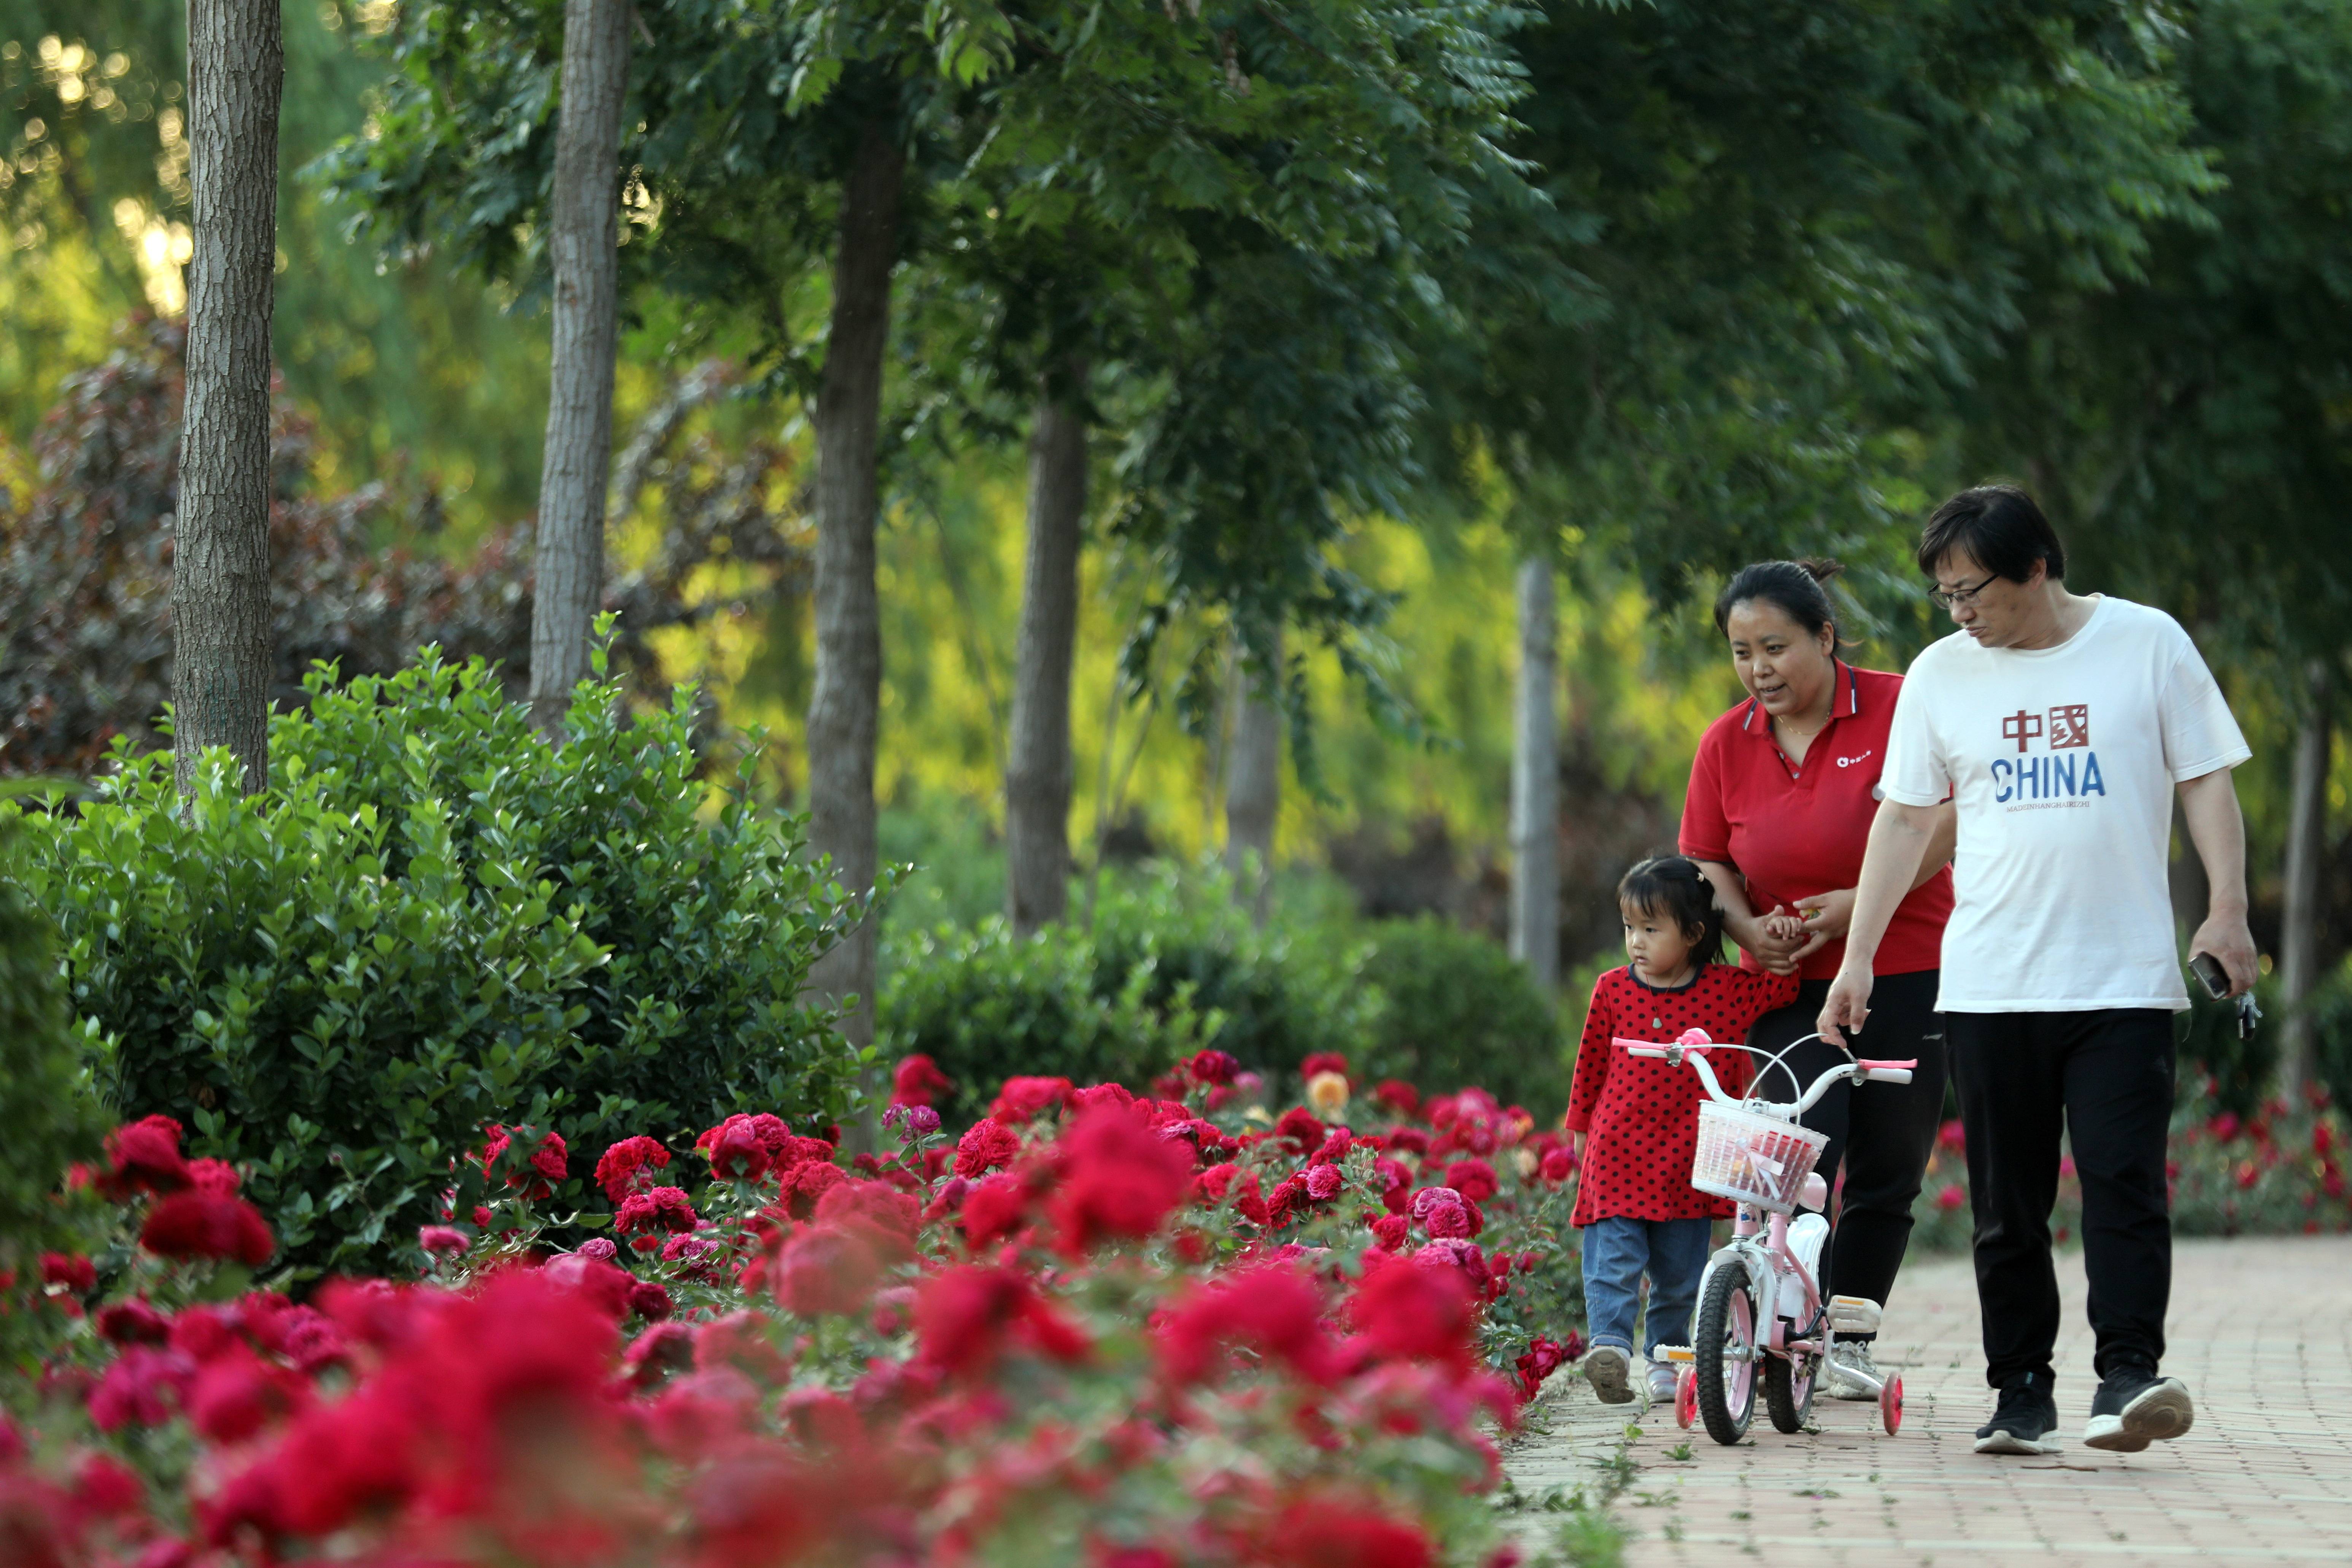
[
  {"left": 1154, "top": 1263, "right": 1336, "bottom": 1387},
  {"left": 1274, "top": 1105, "right": 1328, "bottom": 1158},
  {"left": 96, "top": 1299, "right": 172, "bottom": 1345},
  {"left": 892, "top": 1053, "right": 953, "bottom": 1108},
  {"left": 1369, "top": 1214, "right": 1411, "bottom": 1252},
  {"left": 140, "top": 1191, "right": 275, "bottom": 1266},
  {"left": 959, "top": 1172, "right": 1032, "bottom": 1249},
  {"left": 187, "top": 1158, "right": 241, "bottom": 1196},
  {"left": 1071, "top": 1082, "right": 1138, "bottom": 1114},
  {"left": 1262, "top": 1496, "right": 1433, "bottom": 1568},
  {"left": 1046, "top": 1106, "right": 1195, "bottom": 1257},
  {"left": 783, "top": 1160, "right": 847, "bottom": 1220},
  {"left": 1539, "top": 1147, "right": 1575, "bottom": 1184},
  {"left": 990, "top": 1075, "right": 1075, "bottom": 1123},
  {"left": 1186, "top": 1050, "right": 1241, "bottom": 1087},
  {"left": 417, "top": 1225, "right": 469, "bottom": 1257},
  {"left": 1350, "top": 1253, "right": 1476, "bottom": 1366},
  {"left": 629, "top": 1281, "right": 675, "bottom": 1321},
  {"left": 1443, "top": 1158, "right": 1499, "bottom": 1205},
  {"left": 102, "top": 1115, "right": 190, "bottom": 1198},
  {"left": 704, "top": 1117, "right": 772, "bottom": 1181},
  {"left": 595, "top": 1136, "right": 672, "bottom": 1202},
  {"left": 1298, "top": 1051, "right": 1351, "bottom": 1085},
  {"left": 189, "top": 1345, "right": 305, "bottom": 1443},
  {"left": 774, "top": 1224, "right": 884, "bottom": 1318},
  {"left": 1373, "top": 1080, "right": 1422, "bottom": 1119},
  {"left": 40, "top": 1252, "right": 97, "bottom": 1295},
  {"left": 954, "top": 1118, "right": 1023, "bottom": 1179},
  {"left": 914, "top": 1263, "right": 1089, "bottom": 1377},
  {"left": 615, "top": 1185, "right": 699, "bottom": 1237}
]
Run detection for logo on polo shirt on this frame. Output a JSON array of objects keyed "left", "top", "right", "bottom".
[{"left": 1834, "top": 749, "right": 1873, "bottom": 769}]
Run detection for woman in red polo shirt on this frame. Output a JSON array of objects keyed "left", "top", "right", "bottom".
[{"left": 1680, "top": 559, "right": 1956, "bottom": 1399}]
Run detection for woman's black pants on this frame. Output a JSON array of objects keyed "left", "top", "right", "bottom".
[{"left": 1745, "top": 970, "right": 1946, "bottom": 1340}]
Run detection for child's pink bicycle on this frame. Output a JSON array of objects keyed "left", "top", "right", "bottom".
[{"left": 1614, "top": 1028, "right": 1914, "bottom": 1445}]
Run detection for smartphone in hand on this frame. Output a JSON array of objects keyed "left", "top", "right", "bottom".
[{"left": 2190, "top": 951, "right": 2230, "bottom": 999}]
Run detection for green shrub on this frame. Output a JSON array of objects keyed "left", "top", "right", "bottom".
[
  {"left": 880, "top": 864, "right": 1373, "bottom": 1122},
  {"left": 0, "top": 806, "right": 109, "bottom": 1271},
  {"left": 1354, "top": 917, "right": 1567, "bottom": 1117},
  {"left": 9, "top": 649, "right": 859, "bottom": 1280}
]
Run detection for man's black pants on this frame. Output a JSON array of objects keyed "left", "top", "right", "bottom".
[
  {"left": 1947, "top": 1008, "right": 2175, "bottom": 1390},
  {"left": 1750, "top": 971, "right": 1947, "bottom": 1340}
]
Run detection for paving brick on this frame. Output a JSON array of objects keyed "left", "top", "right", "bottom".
[{"left": 1504, "top": 1235, "right": 2352, "bottom": 1566}]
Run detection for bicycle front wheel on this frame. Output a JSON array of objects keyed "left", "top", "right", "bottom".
[{"left": 1692, "top": 1266, "right": 1757, "bottom": 1445}]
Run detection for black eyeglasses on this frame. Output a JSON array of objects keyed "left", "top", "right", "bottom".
[{"left": 1928, "top": 572, "right": 1999, "bottom": 610}]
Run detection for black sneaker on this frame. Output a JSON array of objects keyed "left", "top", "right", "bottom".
[
  {"left": 1974, "top": 1372, "right": 2060, "bottom": 1455},
  {"left": 2082, "top": 1366, "right": 2194, "bottom": 1453}
]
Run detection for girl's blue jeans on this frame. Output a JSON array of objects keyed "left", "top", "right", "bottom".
[{"left": 1580, "top": 1216, "right": 1713, "bottom": 1360}]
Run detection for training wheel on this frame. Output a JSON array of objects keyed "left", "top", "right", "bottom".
[
  {"left": 1675, "top": 1366, "right": 1698, "bottom": 1431},
  {"left": 1880, "top": 1374, "right": 1904, "bottom": 1436}
]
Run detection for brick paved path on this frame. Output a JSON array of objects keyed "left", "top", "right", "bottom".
[{"left": 1504, "top": 1235, "right": 2352, "bottom": 1566}]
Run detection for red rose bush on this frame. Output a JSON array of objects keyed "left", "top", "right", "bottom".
[{"left": 0, "top": 1058, "right": 1590, "bottom": 1566}]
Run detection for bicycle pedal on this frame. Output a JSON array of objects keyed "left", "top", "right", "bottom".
[
  {"left": 1653, "top": 1344, "right": 1696, "bottom": 1364},
  {"left": 1826, "top": 1296, "right": 1882, "bottom": 1334}
]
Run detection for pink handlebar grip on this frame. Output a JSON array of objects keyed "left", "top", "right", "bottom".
[
  {"left": 1854, "top": 1058, "right": 1918, "bottom": 1071},
  {"left": 1614, "top": 1039, "right": 1670, "bottom": 1057}
]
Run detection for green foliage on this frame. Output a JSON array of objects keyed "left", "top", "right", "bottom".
[
  {"left": 1355, "top": 915, "right": 1567, "bottom": 1117},
  {"left": 881, "top": 866, "right": 1373, "bottom": 1123},
  {"left": 0, "top": 804, "right": 108, "bottom": 1273},
  {"left": 7, "top": 650, "right": 861, "bottom": 1279}
]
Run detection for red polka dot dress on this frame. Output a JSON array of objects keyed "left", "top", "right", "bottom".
[{"left": 1565, "top": 964, "right": 1800, "bottom": 1227}]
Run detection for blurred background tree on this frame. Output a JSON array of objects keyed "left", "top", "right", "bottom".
[{"left": 2, "top": 0, "right": 2346, "bottom": 1114}]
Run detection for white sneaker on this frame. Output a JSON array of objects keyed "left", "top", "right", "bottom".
[
  {"left": 1827, "top": 1340, "right": 1881, "bottom": 1400},
  {"left": 1643, "top": 1364, "right": 1679, "bottom": 1404},
  {"left": 1584, "top": 1344, "right": 1634, "bottom": 1404}
]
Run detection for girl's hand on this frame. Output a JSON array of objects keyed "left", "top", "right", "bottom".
[
  {"left": 1728, "top": 907, "right": 1805, "bottom": 975},
  {"left": 1789, "top": 888, "right": 1856, "bottom": 963}
]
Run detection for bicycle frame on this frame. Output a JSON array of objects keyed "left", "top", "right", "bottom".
[{"left": 1615, "top": 1028, "right": 1917, "bottom": 1437}]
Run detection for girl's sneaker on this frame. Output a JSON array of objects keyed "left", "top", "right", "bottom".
[
  {"left": 1643, "top": 1363, "right": 1679, "bottom": 1405},
  {"left": 1584, "top": 1344, "right": 1635, "bottom": 1404},
  {"left": 1827, "top": 1341, "right": 1880, "bottom": 1400}
]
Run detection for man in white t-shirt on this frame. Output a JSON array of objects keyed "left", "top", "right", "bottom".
[{"left": 1819, "top": 485, "right": 2256, "bottom": 1458}]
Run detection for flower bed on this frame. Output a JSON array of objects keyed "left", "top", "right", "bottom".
[
  {"left": 1905, "top": 1093, "right": 2352, "bottom": 1254},
  {"left": 1, "top": 1053, "right": 1594, "bottom": 1567}
]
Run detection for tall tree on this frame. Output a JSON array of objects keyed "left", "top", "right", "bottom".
[
  {"left": 1224, "top": 626, "right": 1282, "bottom": 926},
  {"left": 802, "top": 118, "right": 905, "bottom": 1057},
  {"left": 172, "top": 0, "right": 282, "bottom": 795},
  {"left": 1508, "top": 554, "right": 1559, "bottom": 989},
  {"left": 2280, "top": 662, "right": 2334, "bottom": 1096},
  {"left": 527, "top": 0, "right": 632, "bottom": 733},
  {"left": 1003, "top": 371, "right": 1086, "bottom": 935}
]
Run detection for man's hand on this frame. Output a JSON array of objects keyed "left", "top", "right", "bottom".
[
  {"left": 1818, "top": 962, "right": 1874, "bottom": 1047},
  {"left": 2189, "top": 910, "right": 2259, "bottom": 998}
]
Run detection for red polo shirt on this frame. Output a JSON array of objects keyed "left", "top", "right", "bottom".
[{"left": 1680, "top": 661, "right": 1952, "bottom": 980}]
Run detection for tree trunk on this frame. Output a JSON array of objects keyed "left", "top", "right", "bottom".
[
  {"left": 1224, "top": 625, "right": 1282, "bottom": 926},
  {"left": 1004, "top": 386, "right": 1086, "bottom": 936},
  {"left": 1509, "top": 554, "right": 1560, "bottom": 990},
  {"left": 527, "top": 0, "right": 632, "bottom": 735},
  {"left": 173, "top": 0, "right": 283, "bottom": 798},
  {"left": 804, "top": 120, "right": 904, "bottom": 1087},
  {"left": 2280, "top": 660, "right": 2333, "bottom": 1103}
]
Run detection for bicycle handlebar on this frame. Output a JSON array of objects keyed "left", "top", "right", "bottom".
[{"left": 1616, "top": 1032, "right": 1916, "bottom": 1115}]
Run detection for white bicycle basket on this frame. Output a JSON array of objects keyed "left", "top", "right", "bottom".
[{"left": 1691, "top": 1100, "right": 1829, "bottom": 1213}]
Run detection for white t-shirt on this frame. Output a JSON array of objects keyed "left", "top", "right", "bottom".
[{"left": 1881, "top": 595, "right": 2249, "bottom": 1012}]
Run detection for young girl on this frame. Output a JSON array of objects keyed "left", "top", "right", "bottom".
[{"left": 1565, "top": 855, "right": 1801, "bottom": 1404}]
